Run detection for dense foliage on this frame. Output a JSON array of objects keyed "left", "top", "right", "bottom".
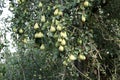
[{"left": 0, "top": 0, "right": 120, "bottom": 80}]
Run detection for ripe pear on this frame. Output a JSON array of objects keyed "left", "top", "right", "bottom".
[
  {"left": 34, "top": 23, "right": 39, "bottom": 29},
  {"left": 63, "top": 61, "right": 68, "bottom": 66},
  {"left": 35, "top": 33, "right": 39, "bottom": 38},
  {"left": 84, "top": 1, "right": 89, "bottom": 7},
  {"left": 22, "top": 38, "right": 27, "bottom": 43},
  {"left": 81, "top": 15, "right": 86, "bottom": 22},
  {"left": 38, "top": 32, "right": 44, "bottom": 38},
  {"left": 69, "top": 54, "right": 77, "bottom": 61},
  {"left": 57, "top": 38, "right": 62, "bottom": 42},
  {"left": 59, "top": 45, "right": 64, "bottom": 51},
  {"left": 78, "top": 54, "right": 86, "bottom": 60},
  {"left": 40, "top": 44, "right": 45, "bottom": 50},
  {"left": 54, "top": 9, "right": 59, "bottom": 15},
  {"left": 19, "top": 29, "right": 23, "bottom": 34},
  {"left": 60, "top": 32, "right": 67, "bottom": 38},
  {"left": 41, "top": 15, "right": 46, "bottom": 22},
  {"left": 13, "top": 28, "right": 17, "bottom": 32},
  {"left": 61, "top": 39, "right": 66, "bottom": 46},
  {"left": 57, "top": 25, "right": 62, "bottom": 31},
  {"left": 38, "top": 2, "right": 43, "bottom": 7},
  {"left": 50, "top": 26, "right": 56, "bottom": 32},
  {"left": 58, "top": 11, "right": 63, "bottom": 15}
]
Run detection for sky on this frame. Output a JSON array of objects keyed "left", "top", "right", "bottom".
[{"left": 0, "top": 0, "right": 16, "bottom": 54}]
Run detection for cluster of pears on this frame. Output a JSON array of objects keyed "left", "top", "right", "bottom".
[
  {"left": 34, "top": 23, "right": 45, "bottom": 50},
  {"left": 63, "top": 53, "right": 86, "bottom": 66},
  {"left": 57, "top": 31, "right": 67, "bottom": 52},
  {"left": 12, "top": 26, "right": 28, "bottom": 43},
  {"left": 34, "top": 23, "right": 44, "bottom": 38},
  {"left": 81, "top": 1, "right": 90, "bottom": 22},
  {"left": 49, "top": 20, "right": 67, "bottom": 52},
  {"left": 54, "top": 8, "right": 63, "bottom": 16}
]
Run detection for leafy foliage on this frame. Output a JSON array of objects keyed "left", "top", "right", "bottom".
[{"left": 1, "top": 0, "right": 120, "bottom": 80}]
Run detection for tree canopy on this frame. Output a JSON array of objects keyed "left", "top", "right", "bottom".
[{"left": 0, "top": 0, "right": 120, "bottom": 80}]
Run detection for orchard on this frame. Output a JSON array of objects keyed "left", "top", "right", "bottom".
[{"left": 0, "top": 0, "right": 120, "bottom": 80}]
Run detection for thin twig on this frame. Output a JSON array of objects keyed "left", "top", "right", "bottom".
[{"left": 97, "top": 63, "right": 100, "bottom": 80}]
